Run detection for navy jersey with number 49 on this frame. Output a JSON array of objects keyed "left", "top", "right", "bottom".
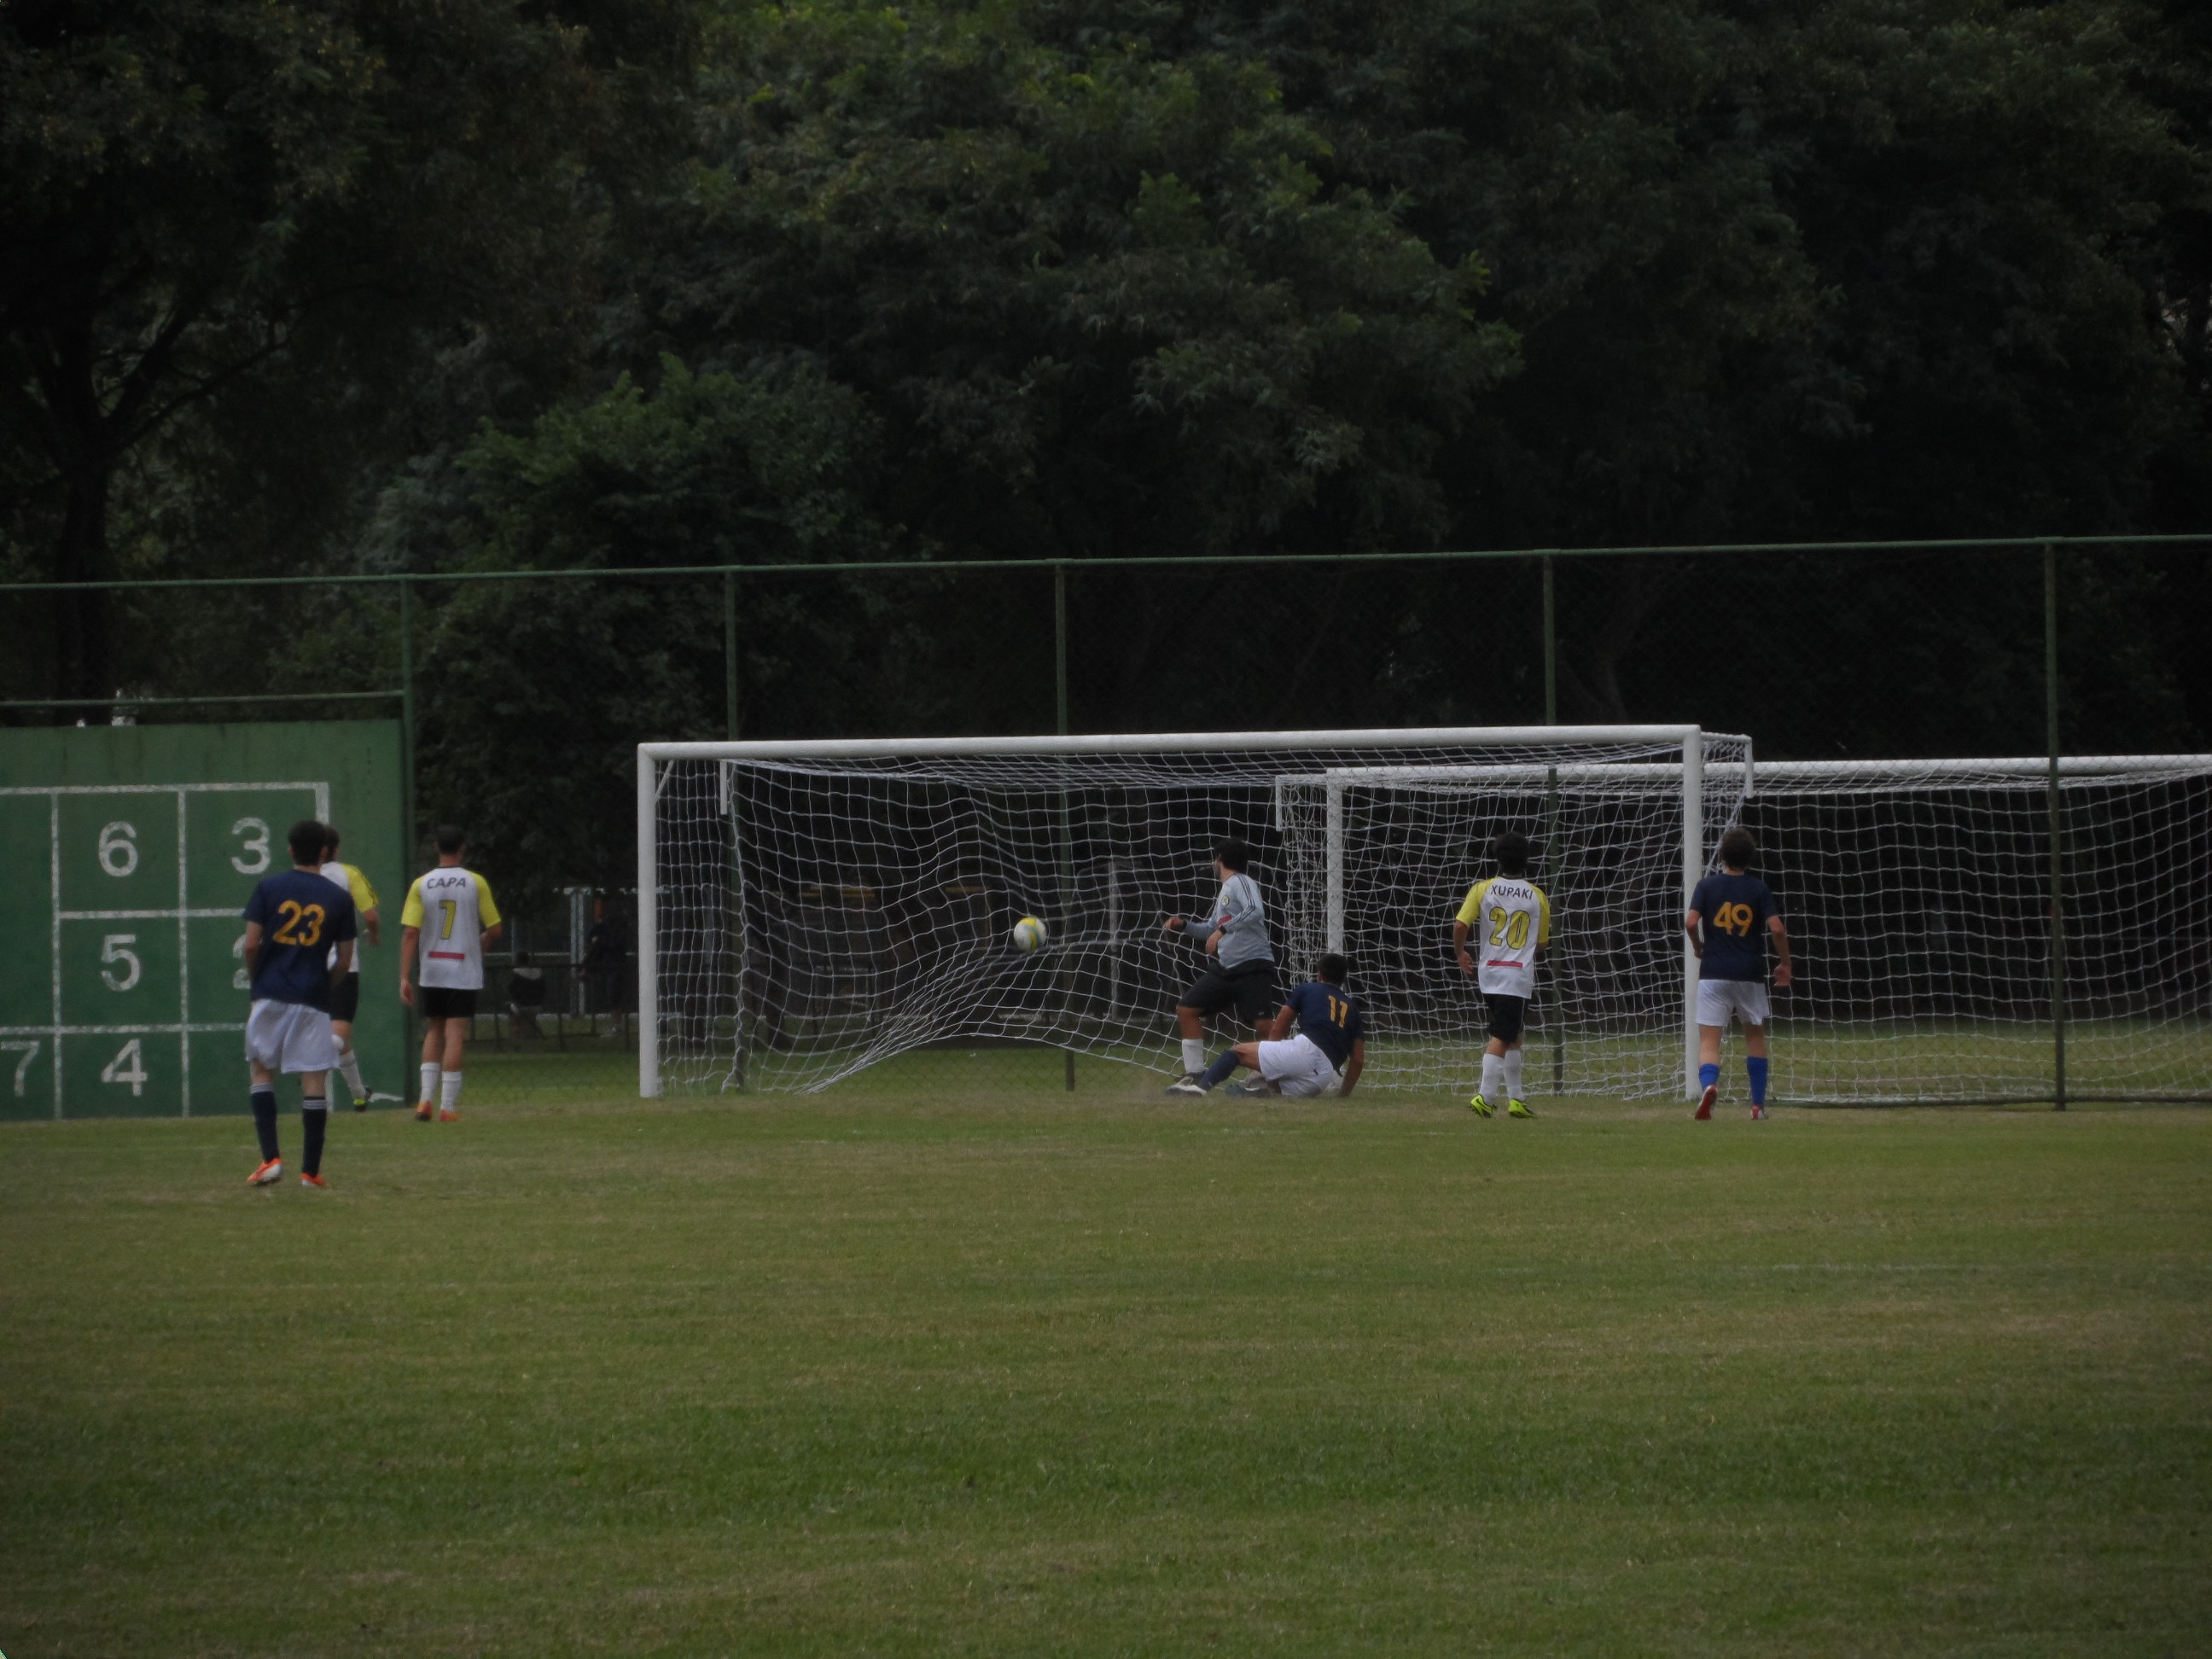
[
  {"left": 1284, "top": 981, "right": 1364, "bottom": 1068},
  {"left": 1691, "top": 872, "right": 1777, "bottom": 982},
  {"left": 243, "top": 869, "right": 358, "bottom": 1010}
]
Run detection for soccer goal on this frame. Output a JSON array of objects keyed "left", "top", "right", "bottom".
[
  {"left": 637, "top": 726, "right": 1749, "bottom": 1099},
  {"left": 1729, "top": 754, "right": 2212, "bottom": 1104}
]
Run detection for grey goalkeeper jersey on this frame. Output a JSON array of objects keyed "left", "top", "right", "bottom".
[{"left": 1195, "top": 871, "right": 1273, "bottom": 969}]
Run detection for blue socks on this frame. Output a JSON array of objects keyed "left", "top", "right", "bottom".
[
  {"left": 1746, "top": 1057, "right": 1768, "bottom": 1106},
  {"left": 1201, "top": 1051, "right": 1241, "bottom": 1089},
  {"left": 251, "top": 1086, "right": 279, "bottom": 1160},
  {"left": 1698, "top": 1062, "right": 1720, "bottom": 1092}
]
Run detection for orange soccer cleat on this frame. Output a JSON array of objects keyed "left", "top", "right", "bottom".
[
  {"left": 300, "top": 1172, "right": 329, "bottom": 1189},
  {"left": 414, "top": 1101, "right": 434, "bottom": 1121},
  {"left": 247, "top": 1158, "right": 282, "bottom": 1185},
  {"left": 438, "top": 1109, "right": 460, "bottom": 1122}
]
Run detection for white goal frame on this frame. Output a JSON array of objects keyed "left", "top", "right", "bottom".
[{"left": 636, "top": 725, "right": 1738, "bottom": 1098}]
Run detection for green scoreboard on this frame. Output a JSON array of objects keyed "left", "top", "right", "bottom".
[{"left": 0, "top": 722, "right": 406, "bottom": 1120}]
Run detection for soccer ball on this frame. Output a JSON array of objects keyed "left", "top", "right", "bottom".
[{"left": 1010, "top": 915, "right": 1047, "bottom": 952}]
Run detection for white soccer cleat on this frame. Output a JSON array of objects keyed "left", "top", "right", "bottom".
[{"left": 1164, "top": 1078, "right": 1208, "bottom": 1097}]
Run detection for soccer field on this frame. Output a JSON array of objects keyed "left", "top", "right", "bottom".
[{"left": 3, "top": 1070, "right": 2209, "bottom": 1656}]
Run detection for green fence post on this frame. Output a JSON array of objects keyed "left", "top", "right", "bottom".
[
  {"left": 1056, "top": 563, "right": 1075, "bottom": 1091},
  {"left": 2045, "top": 544, "right": 2067, "bottom": 1111},
  {"left": 399, "top": 577, "right": 419, "bottom": 1074},
  {"left": 724, "top": 568, "right": 741, "bottom": 739},
  {"left": 1543, "top": 554, "right": 1564, "bottom": 1095}
]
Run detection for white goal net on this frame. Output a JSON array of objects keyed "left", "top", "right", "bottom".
[
  {"left": 639, "top": 727, "right": 1745, "bottom": 1097},
  {"left": 1732, "top": 756, "right": 2212, "bottom": 1103}
]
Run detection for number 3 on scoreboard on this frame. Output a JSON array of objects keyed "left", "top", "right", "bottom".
[{"left": 101, "top": 1039, "right": 148, "bottom": 1097}]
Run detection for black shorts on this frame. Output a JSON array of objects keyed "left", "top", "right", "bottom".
[
  {"left": 1484, "top": 993, "right": 1527, "bottom": 1045},
  {"left": 328, "top": 975, "right": 360, "bottom": 1023},
  {"left": 1179, "top": 959, "right": 1279, "bottom": 1026},
  {"left": 419, "top": 985, "right": 479, "bottom": 1021}
]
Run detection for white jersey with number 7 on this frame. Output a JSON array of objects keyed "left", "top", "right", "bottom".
[{"left": 403, "top": 868, "right": 502, "bottom": 990}]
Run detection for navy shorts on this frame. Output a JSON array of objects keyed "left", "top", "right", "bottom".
[
  {"left": 419, "top": 985, "right": 479, "bottom": 1021},
  {"left": 1179, "top": 959, "right": 1278, "bottom": 1026},
  {"left": 1484, "top": 993, "right": 1527, "bottom": 1044}
]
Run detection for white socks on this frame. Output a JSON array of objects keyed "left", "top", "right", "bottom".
[
  {"left": 420, "top": 1061, "right": 440, "bottom": 1106},
  {"left": 1181, "top": 1039, "right": 1207, "bottom": 1076},
  {"left": 1481, "top": 1051, "right": 1505, "bottom": 1100},
  {"left": 336, "top": 1048, "right": 365, "bottom": 1101},
  {"left": 440, "top": 1070, "right": 464, "bottom": 1115},
  {"left": 1503, "top": 1048, "right": 1524, "bottom": 1102}
]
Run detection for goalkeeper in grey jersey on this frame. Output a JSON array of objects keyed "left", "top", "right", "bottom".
[{"left": 1161, "top": 838, "right": 1278, "bottom": 1086}]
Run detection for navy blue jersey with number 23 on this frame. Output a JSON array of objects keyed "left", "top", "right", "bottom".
[
  {"left": 243, "top": 869, "right": 358, "bottom": 1010},
  {"left": 1284, "top": 981, "right": 1363, "bottom": 1068}
]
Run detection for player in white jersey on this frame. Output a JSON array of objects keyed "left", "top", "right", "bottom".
[
  {"left": 399, "top": 824, "right": 503, "bottom": 1122},
  {"left": 1452, "top": 830, "right": 1551, "bottom": 1119},
  {"left": 318, "top": 825, "right": 381, "bottom": 1109}
]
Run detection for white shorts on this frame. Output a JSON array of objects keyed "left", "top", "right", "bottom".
[
  {"left": 246, "top": 999, "right": 341, "bottom": 1074},
  {"left": 1255, "top": 1033, "right": 1344, "bottom": 1098},
  {"left": 1697, "top": 980, "right": 1771, "bottom": 1028}
]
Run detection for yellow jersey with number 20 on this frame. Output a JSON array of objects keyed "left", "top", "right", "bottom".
[
  {"left": 403, "top": 867, "right": 502, "bottom": 990},
  {"left": 1455, "top": 876, "right": 1551, "bottom": 998}
]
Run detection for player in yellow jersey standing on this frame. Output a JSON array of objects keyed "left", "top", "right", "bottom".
[
  {"left": 318, "top": 824, "right": 381, "bottom": 1109},
  {"left": 399, "top": 824, "right": 503, "bottom": 1121},
  {"left": 1452, "top": 830, "right": 1551, "bottom": 1119}
]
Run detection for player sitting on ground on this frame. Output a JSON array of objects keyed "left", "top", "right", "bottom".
[
  {"left": 242, "top": 818, "right": 358, "bottom": 1188},
  {"left": 1685, "top": 825, "right": 1793, "bottom": 1120},
  {"left": 399, "top": 824, "right": 503, "bottom": 1123},
  {"left": 1453, "top": 830, "right": 1549, "bottom": 1120},
  {"left": 1161, "top": 838, "right": 1277, "bottom": 1088},
  {"left": 318, "top": 824, "right": 381, "bottom": 1109},
  {"left": 1169, "top": 952, "right": 1365, "bottom": 1098}
]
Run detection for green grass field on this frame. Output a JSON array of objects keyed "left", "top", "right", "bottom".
[{"left": 4, "top": 1059, "right": 2209, "bottom": 1656}]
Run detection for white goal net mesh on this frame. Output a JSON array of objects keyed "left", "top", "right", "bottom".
[
  {"left": 648, "top": 731, "right": 1743, "bottom": 1097},
  {"left": 1735, "top": 758, "right": 2212, "bottom": 1103}
]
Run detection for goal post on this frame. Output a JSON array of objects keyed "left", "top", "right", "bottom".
[{"left": 637, "top": 725, "right": 1745, "bottom": 1099}]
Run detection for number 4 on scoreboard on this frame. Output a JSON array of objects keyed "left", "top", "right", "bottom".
[{"left": 101, "top": 1038, "right": 148, "bottom": 1097}]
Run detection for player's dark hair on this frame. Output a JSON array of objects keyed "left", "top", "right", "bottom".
[
  {"left": 1720, "top": 827, "right": 1757, "bottom": 870},
  {"left": 288, "top": 819, "right": 329, "bottom": 864},
  {"left": 1316, "top": 952, "right": 1349, "bottom": 985},
  {"left": 1214, "top": 838, "right": 1252, "bottom": 873},
  {"left": 321, "top": 824, "right": 341, "bottom": 856},
  {"left": 434, "top": 824, "right": 468, "bottom": 855},
  {"left": 1493, "top": 831, "right": 1531, "bottom": 876}
]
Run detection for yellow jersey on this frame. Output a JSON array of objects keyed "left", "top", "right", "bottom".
[
  {"left": 1456, "top": 876, "right": 1551, "bottom": 997},
  {"left": 403, "top": 867, "right": 501, "bottom": 990}
]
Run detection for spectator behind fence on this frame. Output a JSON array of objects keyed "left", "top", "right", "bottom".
[
  {"left": 508, "top": 951, "right": 548, "bottom": 1039},
  {"left": 579, "top": 899, "right": 628, "bottom": 1037}
]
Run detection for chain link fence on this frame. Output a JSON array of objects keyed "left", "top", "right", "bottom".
[{"left": 4, "top": 536, "right": 2209, "bottom": 1107}]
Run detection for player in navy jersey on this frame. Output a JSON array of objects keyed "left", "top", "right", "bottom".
[
  {"left": 1685, "top": 825, "right": 1793, "bottom": 1120},
  {"left": 240, "top": 819, "right": 357, "bottom": 1187},
  {"left": 1169, "top": 952, "right": 1365, "bottom": 1098}
]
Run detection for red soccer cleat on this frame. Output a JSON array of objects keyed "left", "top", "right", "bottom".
[
  {"left": 414, "top": 1101, "right": 434, "bottom": 1121},
  {"left": 1694, "top": 1084, "right": 1716, "bottom": 1121}
]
